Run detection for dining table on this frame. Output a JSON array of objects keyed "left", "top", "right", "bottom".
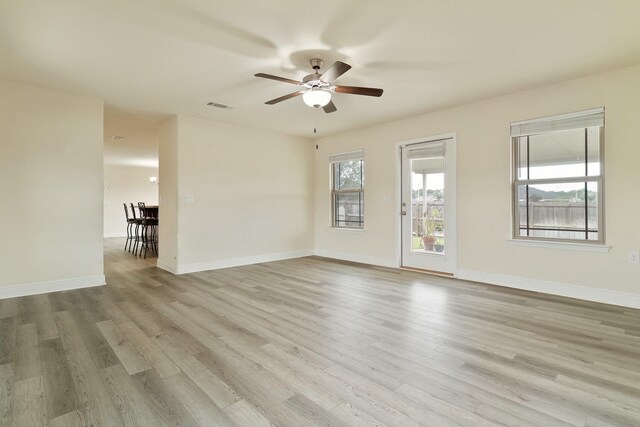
[{"left": 144, "top": 205, "right": 159, "bottom": 218}]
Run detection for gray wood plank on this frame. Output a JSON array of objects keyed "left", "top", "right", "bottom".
[
  {"left": 175, "top": 355, "right": 241, "bottom": 409},
  {"left": 0, "top": 300, "right": 16, "bottom": 320},
  {"left": 118, "top": 321, "right": 179, "bottom": 378},
  {"left": 39, "top": 338, "right": 79, "bottom": 419},
  {"left": 0, "top": 318, "right": 15, "bottom": 365},
  {"left": 0, "top": 364, "right": 14, "bottom": 427},
  {"left": 102, "top": 364, "right": 165, "bottom": 427},
  {"left": 4, "top": 238, "right": 640, "bottom": 426},
  {"left": 13, "top": 376, "right": 47, "bottom": 427},
  {"left": 14, "top": 323, "right": 40, "bottom": 381},
  {"left": 54, "top": 311, "right": 124, "bottom": 427},
  {"left": 163, "top": 372, "right": 236, "bottom": 427},
  {"left": 96, "top": 320, "right": 151, "bottom": 375},
  {"left": 129, "top": 369, "right": 200, "bottom": 427},
  {"left": 49, "top": 410, "right": 87, "bottom": 427}
]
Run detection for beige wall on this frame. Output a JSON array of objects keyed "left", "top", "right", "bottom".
[
  {"left": 159, "top": 115, "right": 315, "bottom": 273},
  {"left": 158, "top": 116, "right": 179, "bottom": 272},
  {"left": 103, "top": 165, "right": 159, "bottom": 237},
  {"left": 0, "top": 80, "right": 104, "bottom": 292},
  {"left": 3, "top": 64, "right": 638, "bottom": 306},
  {"left": 315, "top": 64, "right": 640, "bottom": 301}
]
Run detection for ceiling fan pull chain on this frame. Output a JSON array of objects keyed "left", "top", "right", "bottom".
[{"left": 314, "top": 107, "right": 318, "bottom": 134}]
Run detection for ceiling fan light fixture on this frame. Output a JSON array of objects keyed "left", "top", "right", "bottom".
[{"left": 303, "top": 89, "right": 331, "bottom": 108}]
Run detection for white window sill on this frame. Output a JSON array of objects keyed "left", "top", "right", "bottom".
[
  {"left": 508, "top": 239, "right": 610, "bottom": 253},
  {"left": 329, "top": 227, "right": 365, "bottom": 232}
]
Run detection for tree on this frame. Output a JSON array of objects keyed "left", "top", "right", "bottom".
[{"left": 334, "top": 160, "right": 363, "bottom": 189}]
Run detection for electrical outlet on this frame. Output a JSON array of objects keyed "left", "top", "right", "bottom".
[
  {"left": 243, "top": 232, "right": 249, "bottom": 241},
  {"left": 184, "top": 194, "right": 194, "bottom": 204},
  {"left": 629, "top": 251, "right": 639, "bottom": 264}
]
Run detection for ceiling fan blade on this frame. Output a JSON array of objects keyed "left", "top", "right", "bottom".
[
  {"left": 334, "top": 85, "right": 383, "bottom": 97},
  {"left": 265, "top": 91, "right": 304, "bottom": 105},
  {"left": 323, "top": 100, "right": 337, "bottom": 113},
  {"left": 320, "top": 61, "right": 351, "bottom": 83},
  {"left": 255, "top": 73, "right": 302, "bottom": 85}
]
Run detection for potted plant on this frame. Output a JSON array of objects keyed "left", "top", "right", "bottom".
[
  {"left": 434, "top": 216, "right": 445, "bottom": 253},
  {"left": 422, "top": 216, "right": 437, "bottom": 251}
]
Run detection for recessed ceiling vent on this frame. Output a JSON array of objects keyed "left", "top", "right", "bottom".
[{"left": 206, "top": 101, "right": 232, "bottom": 110}]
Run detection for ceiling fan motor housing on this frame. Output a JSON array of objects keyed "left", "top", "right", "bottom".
[
  {"left": 309, "top": 58, "right": 323, "bottom": 70},
  {"left": 303, "top": 58, "right": 331, "bottom": 87},
  {"left": 303, "top": 74, "right": 331, "bottom": 86}
]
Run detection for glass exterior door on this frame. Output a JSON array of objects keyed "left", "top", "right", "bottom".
[{"left": 401, "top": 138, "right": 456, "bottom": 273}]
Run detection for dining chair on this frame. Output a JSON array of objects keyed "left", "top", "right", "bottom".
[
  {"left": 130, "top": 203, "right": 143, "bottom": 255},
  {"left": 122, "top": 203, "right": 136, "bottom": 252},
  {"left": 138, "top": 202, "right": 158, "bottom": 258}
]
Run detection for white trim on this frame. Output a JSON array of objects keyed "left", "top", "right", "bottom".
[
  {"left": 457, "top": 269, "right": 640, "bottom": 309},
  {"left": 508, "top": 239, "right": 611, "bottom": 253},
  {"left": 0, "top": 275, "right": 105, "bottom": 300},
  {"left": 396, "top": 133, "right": 456, "bottom": 147},
  {"left": 156, "top": 260, "right": 178, "bottom": 274},
  {"left": 511, "top": 107, "right": 604, "bottom": 126},
  {"left": 104, "top": 233, "right": 127, "bottom": 238},
  {"left": 396, "top": 132, "right": 458, "bottom": 275},
  {"left": 329, "top": 149, "right": 364, "bottom": 163},
  {"left": 328, "top": 227, "right": 365, "bottom": 233},
  {"left": 394, "top": 140, "right": 403, "bottom": 268},
  {"left": 313, "top": 249, "right": 397, "bottom": 269},
  {"left": 511, "top": 107, "right": 604, "bottom": 136},
  {"left": 175, "top": 250, "right": 314, "bottom": 275}
]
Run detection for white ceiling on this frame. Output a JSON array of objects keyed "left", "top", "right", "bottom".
[
  {"left": 104, "top": 108, "right": 159, "bottom": 167},
  {"left": 1, "top": 0, "right": 640, "bottom": 138}
]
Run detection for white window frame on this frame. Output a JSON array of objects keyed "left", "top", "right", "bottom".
[
  {"left": 511, "top": 108, "right": 605, "bottom": 244},
  {"left": 330, "top": 150, "right": 364, "bottom": 229}
]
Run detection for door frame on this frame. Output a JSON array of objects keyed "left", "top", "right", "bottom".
[{"left": 394, "top": 132, "right": 458, "bottom": 276}]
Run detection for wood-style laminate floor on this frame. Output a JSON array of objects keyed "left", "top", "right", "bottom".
[{"left": 1, "top": 239, "right": 640, "bottom": 426}]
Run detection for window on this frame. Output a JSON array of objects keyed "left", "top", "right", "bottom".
[
  {"left": 330, "top": 150, "right": 364, "bottom": 229},
  {"left": 512, "top": 108, "right": 604, "bottom": 243}
]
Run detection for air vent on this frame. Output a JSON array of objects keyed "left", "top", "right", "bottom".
[{"left": 206, "top": 101, "right": 232, "bottom": 110}]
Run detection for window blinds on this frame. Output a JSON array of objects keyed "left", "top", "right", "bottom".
[
  {"left": 406, "top": 141, "right": 446, "bottom": 159},
  {"left": 329, "top": 150, "right": 364, "bottom": 163},
  {"left": 510, "top": 107, "right": 604, "bottom": 137}
]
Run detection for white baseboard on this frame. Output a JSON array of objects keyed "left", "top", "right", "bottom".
[
  {"left": 313, "top": 249, "right": 398, "bottom": 269},
  {"left": 309, "top": 250, "right": 640, "bottom": 309},
  {"left": 104, "top": 233, "right": 127, "bottom": 238},
  {"left": 174, "top": 249, "right": 315, "bottom": 275},
  {"left": 156, "top": 259, "right": 178, "bottom": 274},
  {"left": 0, "top": 275, "right": 106, "bottom": 300},
  {"left": 457, "top": 269, "right": 640, "bottom": 309}
]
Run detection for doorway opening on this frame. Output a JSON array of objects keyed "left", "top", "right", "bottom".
[{"left": 103, "top": 110, "right": 160, "bottom": 263}]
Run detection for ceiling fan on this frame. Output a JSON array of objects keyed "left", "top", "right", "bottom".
[{"left": 254, "top": 58, "right": 383, "bottom": 113}]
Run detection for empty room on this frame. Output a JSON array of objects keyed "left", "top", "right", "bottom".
[{"left": 1, "top": 1, "right": 640, "bottom": 426}]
